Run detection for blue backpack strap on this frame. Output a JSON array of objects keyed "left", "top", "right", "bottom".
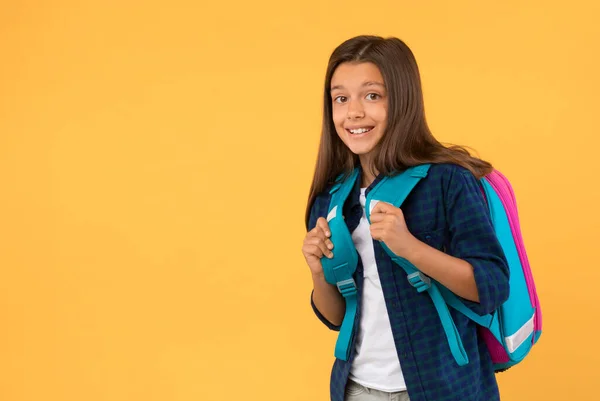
[
  {"left": 437, "top": 286, "right": 494, "bottom": 328},
  {"left": 364, "top": 164, "right": 430, "bottom": 218},
  {"left": 321, "top": 168, "right": 360, "bottom": 361},
  {"left": 365, "top": 164, "right": 470, "bottom": 366}
]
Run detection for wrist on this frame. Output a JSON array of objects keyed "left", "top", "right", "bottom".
[
  {"left": 311, "top": 270, "right": 326, "bottom": 282},
  {"left": 405, "top": 234, "right": 426, "bottom": 264}
]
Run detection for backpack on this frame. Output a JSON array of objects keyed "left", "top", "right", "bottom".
[{"left": 320, "top": 164, "right": 542, "bottom": 372}]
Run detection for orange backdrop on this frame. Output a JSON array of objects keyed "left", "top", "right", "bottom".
[{"left": 1, "top": 1, "right": 599, "bottom": 400}]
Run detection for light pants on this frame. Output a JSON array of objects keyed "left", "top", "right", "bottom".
[{"left": 344, "top": 380, "right": 410, "bottom": 401}]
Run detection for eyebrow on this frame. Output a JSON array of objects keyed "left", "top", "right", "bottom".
[{"left": 330, "top": 82, "right": 385, "bottom": 91}]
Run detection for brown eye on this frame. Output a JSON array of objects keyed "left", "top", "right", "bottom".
[
  {"left": 334, "top": 96, "right": 348, "bottom": 104},
  {"left": 366, "top": 93, "right": 380, "bottom": 101}
]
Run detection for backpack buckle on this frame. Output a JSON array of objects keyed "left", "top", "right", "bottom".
[
  {"left": 336, "top": 278, "right": 357, "bottom": 297},
  {"left": 407, "top": 271, "right": 431, "bottom": 293}
]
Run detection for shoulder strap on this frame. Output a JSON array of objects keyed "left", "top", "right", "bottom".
[
  {"left": 321, "top": 168, "right": 360, "bottom": 361},
  {"left": 365, "top": 164, "right": 473, "bottom": 366},
  {"left": 365, "top": 164, "right": 431, "bottom": 223},
  {"left": 323, "top": 167, "right": 360, "bottom": 286}
]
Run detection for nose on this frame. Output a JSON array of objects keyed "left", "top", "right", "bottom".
[{"left": 347, "top": 99, "right": 364, "bottom": 120}]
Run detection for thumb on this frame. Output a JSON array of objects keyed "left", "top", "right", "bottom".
[{"left": 372, "top": 201, "right": 394, "bottom": 214}]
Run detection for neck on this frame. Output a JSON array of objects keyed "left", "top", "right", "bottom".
[{"left": 359, "top": 155, "right": 378, "bottom": 188}]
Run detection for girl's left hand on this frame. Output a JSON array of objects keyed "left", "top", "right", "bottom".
[{"left": 369, "top": 202, "right": 419, "bottom": 260}]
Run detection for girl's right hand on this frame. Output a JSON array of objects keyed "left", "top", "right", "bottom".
[{"left": 302, "top": 217, "right": 334, "bottom": 277}]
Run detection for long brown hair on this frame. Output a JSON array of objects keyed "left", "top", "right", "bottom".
[{"left": 305, "top": 35, "right": 493, "bottom": 227}]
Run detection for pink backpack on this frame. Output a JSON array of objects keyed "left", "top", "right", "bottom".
[{"left": 478, "top": 170, "right": 542, "bottom": 371}]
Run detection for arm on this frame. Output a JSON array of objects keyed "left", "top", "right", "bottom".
[
  {"left": 370, "top": 167, "right": 510, "bottom": 315},
  {"left": 428, "top": 168, "right": 510, "bottom": 315},
  {"left": 406, "top": 239, "right": 481, "bottom": 302},
  {"left": 311, "top": 270, "right": 345, "bottom": 329}
]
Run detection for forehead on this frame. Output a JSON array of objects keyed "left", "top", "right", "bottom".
[{"left": 330, "top": 62, "right": 385, "bottom": 89}]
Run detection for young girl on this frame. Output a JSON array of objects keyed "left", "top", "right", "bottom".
[{"left": 302, "top": 36, "right": 510, "bottom": 401}]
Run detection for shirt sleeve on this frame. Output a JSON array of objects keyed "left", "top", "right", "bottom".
[
  {"left": 307, "top": 191, "right": 342, "bottom": 331},
  {"left": 445, "top": 167, "right": 510, "bottom": 316}
]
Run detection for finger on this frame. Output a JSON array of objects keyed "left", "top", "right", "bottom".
[
  {"left": 309, "top": 237, "right": 330, "bottom": 257},
  {"left": 306, "top": 237, "right": 333, "bottom": 258},
  {"left": 316, "top": 217, "right": 331, "bottom": 238},
  {"left": 310, "top": 230, "right": 333, "bottom": 252},
  {"left": 315, "top": 218, "right": 334, "bottom": 249},
  {"left": 370, "top": 212, "right": 396, "bottom": 224},
  {"left": 369, "top": 226, "right": 384, "bottom": 241},
  {"left": 369, "top": 213, "right": 387, "bottom": 223},
  {"left": 303, "top": 243, "right": 325, "bottom": 259},
  {"left": 308, "top": 225, "right": 327, "bottom": 242},
  {"left": 370, "top": 201, "right": 390, "bottom": 215},
  {"left": 372, "top": 202, "right": 402, "bottom": 217}
]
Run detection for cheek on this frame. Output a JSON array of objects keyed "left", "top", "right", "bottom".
[
  {"left": 374, "top": 105, "right": 387, "bottom": 124},
  {"left": 363, "top": 103, "right": 387, "bottom": 125},
  {"left": 332, "top": 106, "right": 345, "bottom": 125}
]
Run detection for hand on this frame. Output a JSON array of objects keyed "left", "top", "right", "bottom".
[
  {"left": 302, "top": 217, "right": 335, "bottom": 277},
  {"left": 370, "top": 202, "right": 419, "bottom": 260}
]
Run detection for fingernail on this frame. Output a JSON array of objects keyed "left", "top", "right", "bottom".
[
  {"left": 328, "top": 252, "right": 333, "bottom": 258},
  {"left": 327, "top": 243, "right": 333, "bottom": 250},
  {"left": 326, "top": 231, "right": 331, "bottom": 237}
]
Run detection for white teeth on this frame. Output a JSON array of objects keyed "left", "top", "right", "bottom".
[{"left": 350, "top": 127, "right": 372, "bottom": 134}]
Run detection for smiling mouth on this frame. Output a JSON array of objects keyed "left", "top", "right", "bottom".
[{"left": 346, "top": 127, "right": 374, "bottom": 135}]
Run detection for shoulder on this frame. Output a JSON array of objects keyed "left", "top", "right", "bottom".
[
  {"left": 410, "top": 163, "right": 486, "bottom": 213},
  {"left": 425, "top": 163, "right": 481, "bottom": 194},
  {"left": 426, "top": 162, "right": 476, "bottom": 181},
  {"left": 307, "top": 189, "right": 333, "bottom": 231},
  {"left": 313, "top": 189, "right": 332, "bottom": 209}
]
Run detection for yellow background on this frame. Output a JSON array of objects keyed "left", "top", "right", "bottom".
[{"left": 1, "top": 1, "right": 598, "bottom": 400}]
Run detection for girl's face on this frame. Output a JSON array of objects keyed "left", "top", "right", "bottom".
[{"left": 330, "top": 62, "right": 388, "bottom": 165}]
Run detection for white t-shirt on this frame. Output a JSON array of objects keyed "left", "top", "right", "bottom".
[{"left": 348, "top": 188, "right": 406, "bottom": 392}]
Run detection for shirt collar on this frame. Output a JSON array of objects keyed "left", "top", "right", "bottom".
[{"left": 346, "top": 167, "right": 386, "bottom": 209}]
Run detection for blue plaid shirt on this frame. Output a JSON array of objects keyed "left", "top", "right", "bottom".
[{"left": 308, "top": 163, "right": 510, "bottom": 401}]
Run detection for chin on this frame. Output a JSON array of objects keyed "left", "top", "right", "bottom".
[{"left": 348, "top": 149, "right": 376, "bottom": 158}]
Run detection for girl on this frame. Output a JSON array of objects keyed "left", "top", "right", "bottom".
[{"left": 302, "top": 36, "right": 510, "bottom": 401}]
